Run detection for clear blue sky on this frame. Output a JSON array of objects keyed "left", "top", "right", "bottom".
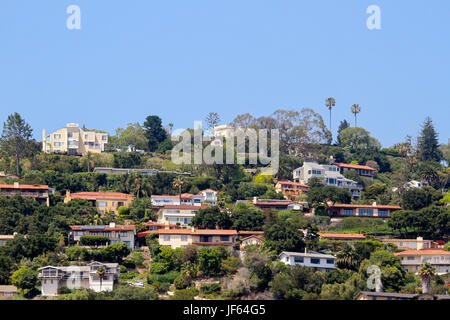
[{"left": 0, "top": 0, "right": 449, "bottom": 147}]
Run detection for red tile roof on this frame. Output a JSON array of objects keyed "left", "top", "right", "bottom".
[
  {"left": 332, "top": 163, "right": 376, "bottom": 171},
  {"left": 318, "top": 233, "right": 366, "bottom": 240},
  {"left": 70, "top": 192, "right": 131, "bottom": 201},
  {"left": 276, "top": 181, "right": 309, "bottom": 188},
  {"left": 0, "top": 184, "right": 49, "bottom": 190},
  {"left": 238, "top": 230, "right": 264, "bottom": 235},
  {"left": 330, "top": 204, "right": 402, "bottom": 210},
  {"left": 241, "top": 235, "right": 265, "bottom": 242},
  {"left": 394, "top": 249, "right": 450, "bottom": 256},
  {"left": 137, "top": 230, "right": 159, "bottom": 237}
]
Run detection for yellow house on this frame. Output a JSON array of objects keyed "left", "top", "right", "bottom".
[
  {"left": 64, "top": 191, "right": 134, "bottom": 215},
  {"left": 42, "top": 123, "right": 108, "bottom": 156}
]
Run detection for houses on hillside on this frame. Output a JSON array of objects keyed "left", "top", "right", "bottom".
[
  {"left": 293, "top": 161, "right": 363, "bottom": 199},
  {"left": 42, "top": 123, "right": 108, "bottom": 156},
  {"left": 38, "top": 262, "right": 120, "bottom": 296},
  {"left": 0, "top": 234, "right": 16, "bottom": 247},
  {"left": 0, "top": 183, "right": 50, "bottom": 206}
]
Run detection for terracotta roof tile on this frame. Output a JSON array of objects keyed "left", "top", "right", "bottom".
[{"left": 70, "top": 192, "right": 131, "bottom": 201}]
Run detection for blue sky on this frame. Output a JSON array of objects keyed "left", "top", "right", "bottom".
[{"left": 0, "top": 0, "right": 449, "bottom": 147}]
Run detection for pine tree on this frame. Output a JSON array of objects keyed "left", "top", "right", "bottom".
[
  {"left": 337, "top": 120, "right": 350, "bottom": 146},
  {"left": 0, "top": 113, "right": 33, "bottom": 176},
  {"left": 417, "top": 117, "right": 442, "bottom": 162}
]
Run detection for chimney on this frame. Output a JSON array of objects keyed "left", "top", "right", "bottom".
[
  {"left": 253, "top": 196, "right": 258, "bottom": 204},
  {"left": 215, "top": 225, "right": 219, "bottom": 230},
  {"left": 417, "top": 237, "right": 424, "bottom": 250},
  {"left": 372, "top": 201, "right": 377, "bottom": 206},
  {"left": 109, "top": 222, "right": 116, "bottom": 228},
  {"left": 191, "top": 226, "right": 195, "bottom": 232},
  {"left": 13, "top": 182, "right": 19, "bottom": 189}
]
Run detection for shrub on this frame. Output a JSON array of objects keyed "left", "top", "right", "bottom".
[
  {"left": 79, "top": 236, "right": 110, "bottom": 247},
  {"left": 200, "top": 283, "right": 221, "bottom": 295},
  {"left": 147, "top": 271, "right": 180, "bottom": 284},
  {"left": 169, "top": 287, "right": 198, "bottom": 300},
  {"left": 57, "top": 287, "right": 72, "bottom": 295},
  {"left": 150, "top": 262, "right": 169, "bottom": 274},
  {"left": 173, "top": 274, "right": 189, "bottom": 290}
]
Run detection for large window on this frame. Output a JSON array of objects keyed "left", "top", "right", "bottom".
[
  {"left": 326, "top": 259, "right": 334, "bottom": 264},
  {"left": 344, "top": 209, "right": 354, "bottom": 216},
  {"left": 359, "top": 208, "right": 373, "bottom": 216},
  {"left": 310, "top": 258, "right": 320, "bottom": 264},
  {"left": 294, "top": 257, "right": 304, "bottom": 263},
  {"left": 378, "top": 210, "right": 389, "bottom": 217},
  {"left": 220, "top": 235, "right": 230, "bottom": 242}
]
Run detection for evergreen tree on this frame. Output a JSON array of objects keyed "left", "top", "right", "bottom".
[
  {"left": 143, "top": 115, "right": 168, "bottom": 152},
  {"left": 337, "top": 120, "right": 350, "bottom": 146},
  {"left": 417, "top": 117, "right": 442, "bottom": 162},
  {"left": 0, "top": 113, "right": 33, "bottom": 176}
]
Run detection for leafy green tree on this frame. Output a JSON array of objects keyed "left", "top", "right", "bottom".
[
  {"left": 417, "top": 117, "right": 442, "bottom": 162},
  {"left": 231, "top": 203, "right": 265, "bottom": 231},
  {"left": 0, "top": 112, "right": 34, "bottom": 175},
  {"left": 79, "top": 236, "right": 110, "bottom": 247},
  {"left": 102, "top": 243, "right": 130, "bottom": 263},
  {"left": 110, "top": 122, "right": 149, "bottom": 151},
  {"left": 401, "top": 188, "right": 432, "bottom": 210},
  {"left": 198, "top": 247, "right": 224, "bottom": 276},
  {"left": 338, "top": 127, "right": 381, "bottom": 149},
  {"left": 191, "top": 206, "right": 232, "bottom": 229},
  {"left": 418, "top": 262, "right": 435, "bottom": 294},
  {"left": 264, "top": 219, "right": 305, "bottom": 254},
  {"left": 11, "top": 266, "right": 37, "bottom": 294}
]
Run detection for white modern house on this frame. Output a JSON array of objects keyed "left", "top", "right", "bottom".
[
  {"left": 151, "top": 189, "right": 217, "bottom": 207},
  {"left": 293, "top": 161, "right": 363, "bottom": 199},
  {"left": 157, "top": 205, "right": 210, "bottom": 225},
  {"left": 279, "top": 251, "right": 336, "bottom": 272},
  {"left": 38, "top": 262, "right": 120, "bottom": 296}
]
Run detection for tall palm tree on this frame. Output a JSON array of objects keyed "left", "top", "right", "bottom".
[
  {"left": 418, "top": 262, "right": 435, "bottom": 294},
  {"left": 325, "top": 97, "right": 336, "bottom": 134},
  {"left": 172, "top": 177, "right": 185, "bottom": 204},
  {"left": 336, "top": 243, "right": 359, "bottom": 271},
  {"left": 96, "top": 267, "right": 106, "bottom": 292},
  {"left": 351, "top": 104, "right": 361, "bottom": 127}
]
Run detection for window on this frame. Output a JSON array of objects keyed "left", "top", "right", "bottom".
[
  {"left": 54, "top": 134, "right": 62, "bottom": 139},
  {"left": 121, "top": 231, "right": 128, "bottom": 237},
  {"left": 326, "top": 259, "right": 334, "bottom": 264},
  {"left": 359, "top": 208, "right": 373, "bottom": 216},
  {"left": 344, "top": 209, "right": 354, "bottom": 216},
  {"left": 181, "top": 235, "right": 188, "bottom": 241},
  {"left": 220, "top": 235, "right": 230, "bottom": 242},
  {"left": 97, "top": 201, "right": 107, "bottom": 207},
  {"left": 311, "top": 169, "right": 322, "bottom": 175},
  {"left": 294, "top": 257, "right": 304, "bottom": 263},
  {"left": 102, "top": 135, "right": 107, "bottom": 141},
  {"left": 310, "top": 258, "right": 320, "bottom": 264},
  {"left": 163, "top": 235, "right": 171, "bottom": 241},
  {"left": 378, "top": 210, "right": 389, "bottom": 217}
]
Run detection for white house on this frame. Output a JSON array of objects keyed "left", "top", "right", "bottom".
[
  {"left": 157, "top": 205, "right": 210, "bottom": 226},
  {"left": 394, "top": 249, "right": 450, "bottom": 275},
  {"left": 293, "top": 161, "right": 362, "bottom": 199},
  {"left": 279, "top": 251, "right": 336, "bottom": 272},
  {"left": 38, "top": 262, "right": 120, "bottom": 296}
]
